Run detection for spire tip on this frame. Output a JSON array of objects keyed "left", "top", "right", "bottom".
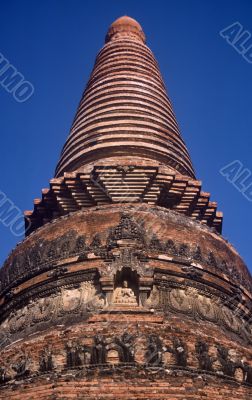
[{"left": 105, "top": 16, "right": 146, "bottom": 43}]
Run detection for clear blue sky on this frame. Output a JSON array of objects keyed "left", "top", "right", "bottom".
[{"left": 0, "top": 0, "right": 252, "bottom": 272}]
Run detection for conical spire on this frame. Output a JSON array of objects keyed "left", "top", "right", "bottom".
[
  {"left": 55, "top": 16, "right": 195, "bottom": 178},
  {"left": 25, "top": 16, "right": 223, "bottom": 235}
]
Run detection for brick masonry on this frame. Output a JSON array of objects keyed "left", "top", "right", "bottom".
[
  {"left": 1, "top": 16, "right": 251, "bottom": 400},
  {"left": 0, "top": 205, "right": 252, "bottom": 398}
]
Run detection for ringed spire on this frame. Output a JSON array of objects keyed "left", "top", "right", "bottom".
[{"left": 55, "top": 16, "right": 195, "bottom": 178}]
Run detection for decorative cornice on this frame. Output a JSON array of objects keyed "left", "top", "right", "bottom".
[{"left": 24, "top": 166, "right": 223, "bottom": 235}]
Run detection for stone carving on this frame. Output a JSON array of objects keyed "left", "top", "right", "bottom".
[
  {"left": 9, "top": 307, "right": 28, "bottom": 333},
  {"left": 0, "top": 280, "right": 105, "bottom": 344},
  {"left": 59, "top": 281, "right": 105, "bottom": 315},
  {"left": 0, "top": 335, "right": 252, "bottom": 385},
  {"left": 160, "top": 287, "right": 251, "bottom": 344},
  {"left": 193, "top": 246, "right": 203, "bottom": 262},
  {"left": 114, "top": 333, "right": 135, "bottom": 363},
  {"left": 221, "top": 306, "right": 240, "bottom": 333},
  {"left": 91, "top": 335, "right": 107, "bottom": 364},
  {"left": 113, "top": 281, "right": 138, "bottom": 305},
  {"left": 74, "top": 235, "right": 87, "bottom": 254},
  {"left": 107, "top": 247, "right": 149, "bottom": 278},
  {"left": 244, "top": 363, "right": 252, "bottom": 384},
  {"left": 195, "top": 341, "right": 215, "bottom": 371},
  {"left": 207, "top": 252, "right": 218, "bottom": 268},
  {"left": 196, "top": 294, "right": 217, "bottom": 322},
  {"left": 12, "top": 354, "right": 30, "bottom": 378},
  {"left": 1, "top": 275, "right": 251, "bottom": 352},
  {"left": 178, "top": 244, "right": 189, "bottom": 258},
  {"left": 167, "top": 288, "right": 193, "bottom": 314},
  {"left": 90, "top": 234, "right": 102, "bottom": 249},
  {"left": 66, "top": 342, "right": 84, "bottom": 368},
  {"left": 39, "top": 348, "right": 53, "bottom": 372},
  {"left": 65, "top": 341, "right": 91, "bottom": 368},
  {"left": 146, "top": 335, "right": 163, "bottom": 366},
  {"left": 217, "top": 345, "right": 236, "bottom": 377},
  {"left": 59, "top": 287, "right": 82, "bottom": 314},
  {"left": 80, "top": 281, "right": 105, "bottom": 310},
  {"left": 1, "top": 215, "right": 252, "bottom": 362},
  {"left": 0, "top": 367, "right": 7, "bottom": 384},
  {"left": 90, "top": 234, "right": 105, "bottom": 257},
  {"left": 145, "top": 285, "right": 159, "bottom": 308},
  {"left": 30, "top": 296, "right": 56, "bottom": 324},
  {"left": 166, "top": 338, "right": 188, "bottom": 367},
  {"left": 149, "top": 234, "right": 163, "bottom": 251},
  {"left": 109, "top": 213, "right": 144, "bottom": 243},
  {"left": 1, "top": 220, "right": 252, "bottom": 301},
  {"left": 165, "top": 240, "right": 177, "bottom": 256}
]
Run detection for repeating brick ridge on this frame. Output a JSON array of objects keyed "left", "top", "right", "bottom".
[
  {"left": 55, "top": 17, "right": 195, "bottom": 178},
  {"left": 24, "top": 17, "right": 223, "bottom": 235}
]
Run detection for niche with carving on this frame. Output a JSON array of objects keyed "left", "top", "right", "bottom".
[{"left": 112, "top": 267, "right": 139, "bottom": 306}]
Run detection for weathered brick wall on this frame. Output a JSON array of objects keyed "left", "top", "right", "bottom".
[
  {"left": 0, "top": 205, "right": 251, "bottom": 399},
  {"left": 1, "top": 375, "right": 252, "bottom": 400},
  {"left": 1, "top": 316, "right": 252, "bottom": 399}
]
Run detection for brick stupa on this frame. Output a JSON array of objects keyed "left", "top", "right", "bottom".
[{"left": 0, "top": 16, "right": 252, "bottom": 399}]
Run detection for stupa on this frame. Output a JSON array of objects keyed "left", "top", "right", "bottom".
[{"left": 0, "top": 16, "right": 251, "bottom": 399}]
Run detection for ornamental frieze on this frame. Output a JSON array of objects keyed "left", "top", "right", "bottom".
[
  {"left": 1, "top": 333, "right": 252, "bottom": 387},
  {"left": 0, "top": 275, "right": 251, "bottom": 349},
  {"left": 0, "top": 280, "right": 105, "bottom": 347},
  {"left": 1, "top": 214, "right": 251, "bottom": 297},
  {"left": 155, "top": 286, "right": 252, "bottom": 344}
]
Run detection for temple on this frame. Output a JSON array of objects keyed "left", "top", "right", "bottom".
[{"left": 0, "top": 16, "right": 252, "bottom": 399}]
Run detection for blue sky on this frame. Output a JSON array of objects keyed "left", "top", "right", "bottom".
[{"left": 0, "top": 0, "right": 252, "bottom": 272}]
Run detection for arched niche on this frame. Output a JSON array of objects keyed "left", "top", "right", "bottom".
[{"left": 113, "top": 267, "right": 139, "bottom": 305}]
